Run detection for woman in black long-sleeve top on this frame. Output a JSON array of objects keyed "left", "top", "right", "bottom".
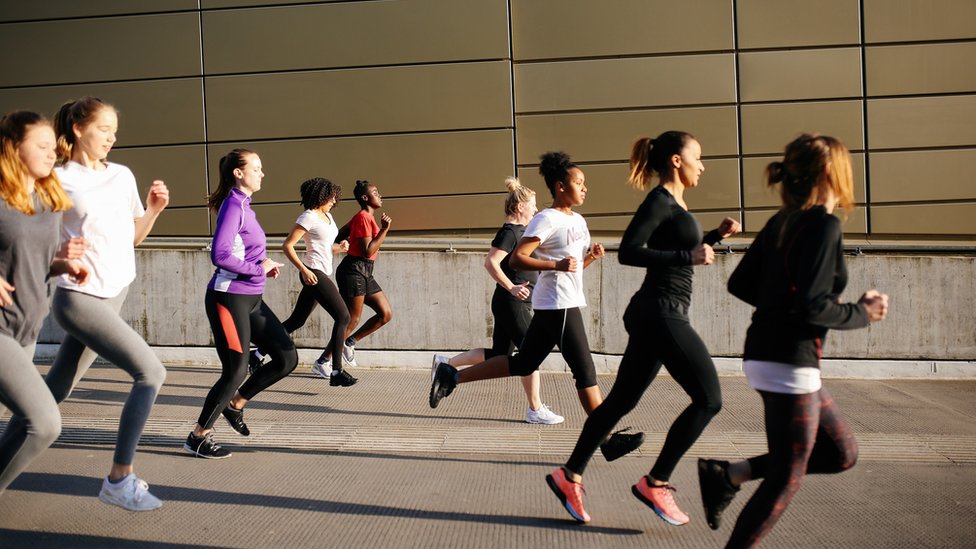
[
  {"left": 549, "top": 131, "right": 740, "bottom": 526},
  {"left": 698, "top": 134, "right": 888, "bottom": 548}
]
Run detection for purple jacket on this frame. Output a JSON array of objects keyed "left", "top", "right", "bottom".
[{"left": 207, "top": 188, "right": 266, "bottom": 295}]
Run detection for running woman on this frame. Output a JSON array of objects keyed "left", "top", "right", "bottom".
[
  {"left": 266, "top": 177, "right": 351, "bottom": 381},
  {"left": 429, "top": 152, "right": 643, "bottom": 458},
  {"left": 699, "top": 134, "right": 888, "bottom": 548},
  {"left": 431, "top": 177, "right": 563, "bottom": 425},
  {"left": 10, "top": 97, "right": 169, "bottom": 511},
  {"left": 0, "top": 111, "right": 88, "bottom": 498},
  {"left": 547, "top": 131, "right": 741, "bottom": 525},
  {"left": 321, "top": 180, "right": 394, "bottom": 386},
  {"left": 184, "top": 149, "right": 298, "bottom": 459}
]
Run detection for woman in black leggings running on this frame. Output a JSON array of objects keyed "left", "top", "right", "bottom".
[
  {"left": 698, "top": 134, "right": 888, "bottom": 548},
  {"left": 548, "top": 131, "right": 740, "bottom": 525}
]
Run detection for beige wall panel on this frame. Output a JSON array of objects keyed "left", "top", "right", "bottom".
[
  {"left": 203, "top": 0, "right": 338, "bottom": 7},
  {"left": 203, "top": 0, "right": 509, "bottom": 74},
  {"left": 516, "top": 106, "right": 738, "bottom": 164},
  {"left": 514, "top": 54, "right": 736, "bottom": 113},
  {"left": 739, "top": 49, "right": 862, "bottom": 102},
  {"left": 517, "top": 160, "right": 738, "bottom": 216},
  {"left": 740, "top": 101, "right": 864, "bottom": 155},
  {"left": 868, "top": 96, "right": 976, "bottom": 149},
  {"left": 110, "top": 146, "right": 208, "bottom": 209},
  {"left": 743, "top": 154, "right": 866, "bottom": 208},
  {"left": 205, "top": 62, "right": 512, "bottom": 142},
  {"left": 512, "top": 0, "right": 732, "bottom": 60},
  {"left": 210, "top": 130, "right": 514, "bottom": 203},
  {"left": 867, "top": 43, "right": 976, "bottom": 97},
  {"left": 737, "top": 0, "right": 860, "bottom": 48},
  {"left": 146, "top": 207, "right": 211, "bottom": 237},
  {"left": 0, "top": 14, "right": 201, "bottom": 87},
  {"left": 870, "top": 149, "right": 976, "bottom": 202},
  {"left": 0, "top": 79, "right": 205, "bottom": 146},
  {"left": 864, "top": 0, "right": 976, "bottom": 43},
  {"left": 871, "top": 203, "right": 976, "bottom": 235},
  {"left": 0, "top": 1, "right": 196, "bottom": 22},
  {"left": 586, "top": 211, "right": 741, "bottom": 235},
  {"left": 746, "top": 207, "right": 866, "bottom": 233}
]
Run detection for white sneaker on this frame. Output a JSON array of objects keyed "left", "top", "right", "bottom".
[
  {"left": 311, "top": 358, "right": 333, "bottom": 379},
  {"left": 431, "top": 353, "right": 451, "bottom": 381},
  {"left": 342, "top": 343, "right": 357, "bottom": 367},
  {"left": 526, "top": 404, "right": 565, "bottom": 425},
  {"left": 98, "top": 474, "right": 162, "bottom": 511}
]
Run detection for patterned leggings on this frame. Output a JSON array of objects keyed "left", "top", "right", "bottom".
[{"left": 727, "top": 387, "right": 858, "bottom": 549}]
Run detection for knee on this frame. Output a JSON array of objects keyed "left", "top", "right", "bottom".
[
  {"left": 34, "top": 411, "right": 62, "bottom": 445},
  {"left": 335, "top": 310, "right": 351, "bottom": 327},
  {"left": 702, "top": 397, "right": 722, "bottom": 418},
  {"left": 142, "top": 362, "right": 167, "bottom": 390},
  {"left": 277, "top": 348, "right": 299, "bottom": 374},
  {"left": 508, "top": 356, "right": 533, "bottom": 377},
  {"left": 380, "top": 308, "right": 393, "bottom": 325}
]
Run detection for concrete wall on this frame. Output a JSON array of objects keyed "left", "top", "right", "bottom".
[{"left": 39, "top": 249, "right": 976, "bottom": 362}]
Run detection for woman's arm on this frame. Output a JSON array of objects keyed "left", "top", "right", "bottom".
[
  {"left": 484, "top": 247, "right": 530, "bottom": 300},
  {"left": 362, "top": 213, "right": 392, "bottom": 257},
  {"left": 618, "top": 194, "right": 692, "bottom": 267},
  {"left": 211, "top": 204, "right": 265, "bottom": 277},
  {"left": 134, "top": 180, "right": 169, "bottom": 246},
  {"left": 282, "top": 224, "right": 317, "bottom": 285}
]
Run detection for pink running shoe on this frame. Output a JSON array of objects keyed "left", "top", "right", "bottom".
[
  {"left": 631, "top": 475, "right": 689, "bottom": 526},
  {"left": 546, "top": 468, "right": 591, "bottom": 523}
]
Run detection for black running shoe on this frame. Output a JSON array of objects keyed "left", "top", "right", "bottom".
[
  {"left": 222, "top": 406, "right": 250, "bottom": 437},
  {"left": 248, "top": 350, "right": 264, "bottom": 375},
  {"left": 330, "top": 369, "right": 358, "bottom": 387},
  {"left": 698, "top": 458, "right": 740, "bottom": 530},
  {"left": 600, "top": 428, "right": 645, "bottom": 461},
  {"left": 428, "top": 362, "right": 458, "bottom": 409},
  {"left": 183, "top": 432, "right": 231, "bottom": 459}
]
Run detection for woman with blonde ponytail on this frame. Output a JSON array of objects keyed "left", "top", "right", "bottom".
[
  {"left": 9, "top": 96, "right": 171, "bottom": 511},
  {"left": 0, "top": 110, "right": 88, "bottom": 498},
  {"left": 552, "top": 131, "right": 741, "bottom": 526},
  {"left": 430, "top": 176, "right": 564, "bottom": 425}
]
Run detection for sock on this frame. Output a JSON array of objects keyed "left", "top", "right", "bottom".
[
  {"left": 253, "top": 350, "right": 264, "bottom": 360},
  {"left": 108, "top": 474, "right": 131, "bottom": 484},
  {"left": 345, "top": 336, "right": 356, "bottom": 347}
]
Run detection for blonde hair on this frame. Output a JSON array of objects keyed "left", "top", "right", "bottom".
[
  {"left": 53, "top": 96, "right": 113, "bottom": 162},
  {"left": 503, "top": 176, "right": 535, "bottom": 217},
  {"left": 0, "top": 111, "right": 72, "bottom": 215},
  {"left": 767, "top": 134, "right": 854, "bottom": 213}
]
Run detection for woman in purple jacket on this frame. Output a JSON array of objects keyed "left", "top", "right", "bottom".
[{"left": 183, "top": 149, "right": 298, "bottom": 459}]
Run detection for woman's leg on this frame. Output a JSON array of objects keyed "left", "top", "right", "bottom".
[
  {"left": 236, "top": 300, "right": 298, "bottom": 400},
  {"left": 0, "top": 337, "right": 61, "bottom": 495},
  {"left": 308, "top": 273, "right": 350, "bottom": 374},
  {"left": 281, "top": 278, "right": 319, "bottom": 334},
  {"left": 349, "top": 290, "right": 392, "bottom": 342},
  {"left": 491, "top": 292, "right": 542, "bottom": 410}
]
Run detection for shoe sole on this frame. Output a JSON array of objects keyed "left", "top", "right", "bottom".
[
  {"left": 98, "top": 492, "right": 162, "bottom": 511},
  {"left": 311, "top": 367, "right": 333, "bottom": 379},
  {"left": 182, "top": 443, "right": 232, "bottom": 460},
  {"left": 429, "top": 377, "right": 442, "bottom": 408},
  {"left": 631, "top": 485, "right": 688, "bottom": 526},
  {"left": 525, "top": 416, "right": 565, "bottom": 425},
  {"left": 545, "top": 474, "right": 589, "bottom": 523}
]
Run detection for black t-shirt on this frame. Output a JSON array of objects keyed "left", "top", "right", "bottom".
[{"left": 490, "top": 223, "right": 537, "bottom": 290}]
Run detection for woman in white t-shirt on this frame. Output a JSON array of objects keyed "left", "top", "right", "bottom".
[
  {"left": 44, "top": 97, "right": 168, "bottom": 511},
  {"left": 428, "top": 153, "right": 645, "bottom": 464},
  {"left": 254, "top": 178, "right": 351, "bottom": 383}
]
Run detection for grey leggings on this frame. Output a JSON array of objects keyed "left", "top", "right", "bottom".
[
  {"left": 0, "top": 337, "right": 61, "bottom": 494},
  {"left": 7, "top": 287, "right": 166, "bottom": 466}
]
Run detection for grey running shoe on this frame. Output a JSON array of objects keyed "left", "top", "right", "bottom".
[
  {"left": 428, "top": 362, "right": 458, "bottom": 408},
  {"left": 183, "top": 432, "right": 231, "bottom": 459},
  {"left": 698, "top": 458, "right": 740, "bottom": 530},
  {"left": 342, "top": 343, "right": 357, "bottom": 367},
  {"left": 526, "top": 404, "right": 565, "bottom": 425},
  {"left": 600, "top": 428, "right": 645, "bottom": 461},
  {"left": 311, "top": 357, "right": 333, "bottom": 379},
  {"left": 98, "top": 474, "right": 162, "bottom": 511}
]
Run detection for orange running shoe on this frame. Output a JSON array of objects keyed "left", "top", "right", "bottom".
[
  {"left": 546, "top": 468, "right": 591, "bottom": 523},
  {"left": 632, "top": 475, "right": 689, "bottom": 526}
]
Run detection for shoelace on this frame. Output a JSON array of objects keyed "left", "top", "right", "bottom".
[{"left": 127, "top": 477, "right": 151, "bottom": 502}]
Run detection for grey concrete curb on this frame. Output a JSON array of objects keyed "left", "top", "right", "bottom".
[{"left": 33, "top": 344, "right": 976, "bottom": 379}]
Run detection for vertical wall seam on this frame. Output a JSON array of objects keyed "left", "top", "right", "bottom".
[
  {"left": 732, "top": 0, "right": 745, "bottom": 229},
  {"left": 859, "top": 0, "right": 872, "bottom": 235}
]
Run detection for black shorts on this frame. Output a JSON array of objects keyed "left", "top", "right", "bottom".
[{"left": 335, "top": 255, "right": 382, "bottom": 298}]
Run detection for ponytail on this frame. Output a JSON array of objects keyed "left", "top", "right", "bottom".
[
  {"left": 53, "top": 96, "right": 111, "bottom": 162},
  {"left": 627, "top": 130, "right": 695, "bottom": 190},
  {"left": 208, "top": 148, "right": 255, "bottom": 212}
]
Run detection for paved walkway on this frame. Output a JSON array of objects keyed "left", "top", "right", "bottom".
[{"left": 1, "top": 363, "right": 974, "bottom": 548}]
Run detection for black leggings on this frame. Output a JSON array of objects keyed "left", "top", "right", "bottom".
[
  {"left": 726, "top": 387, "right": 857, "bottom": 549},
  {"left": 197, "top": 289, "right": 298, "bottom": 429},
  {"left": 484, "top": 287, "right": 532, "bottom": 359},
  {"left": 565, "top": 297, "right": 721, "bottom": 478},
  {"left": 507, "top": 308, "right": 597, "bottom": 389},
  {"left": 281, "top": 267, "right": 350, "bottom": 369}
]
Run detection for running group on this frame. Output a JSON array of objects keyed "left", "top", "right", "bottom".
[{"left": 0, "top": 97, "right": 888, "bottom": 549}]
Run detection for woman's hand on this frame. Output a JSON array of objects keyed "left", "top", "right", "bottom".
[
  {"left": 262, "top": 257, "right": 284, "bottom": 278},
  {"left": 63, "top": 259, "right": 90, "bottom": 285},
  {"left": 717, "top": 217, "right": 742, "bottom": 239},
  {"left": 691, "top": 243, "right": 715, "bottom": 265},
  {"left": 337, "top": 240, "right": 350, "bottom": 253},
  {"left": 302, "top": 268, "right": 318, "bottom": 286},
  {"left": 859, "top": 289, "right": 889, "bottom": 322},
  {"left": 590, "top": 242, "right": 605, "bottom": 259},
  {"left": 380, "top": 213, "right": 392, "bottom": 230},
  {"left": 509, "top": 282, "right": 531, "bottom": 301},
  {"left": 555, "top": 256, "right": 578, "bottom": 272},
  {"left": 0, "top": 276, "right": 13, "bottom": 307},
  {"left": 145, "top": 180, "right": 170, "bottom": 214},
  {"left": 58, "top": 237, "right": 88, "bottom": 259}
]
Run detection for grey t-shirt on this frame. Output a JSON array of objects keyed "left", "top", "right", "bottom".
[{"left": 0, "top": 194, "right": 60, "bottom": 345}]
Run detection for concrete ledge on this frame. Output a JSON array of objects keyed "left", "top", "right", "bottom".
[{"left": 33, "top": 344, "right": 976, "bottom": 379}]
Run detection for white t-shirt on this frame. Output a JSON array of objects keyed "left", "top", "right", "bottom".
[
  {"left": 56, "top": 161, "right": 145, "bottom": 298},
  {"left": 523, "top": 208, "right": 590, "bottom": 310},
  {"left": 295, "top": 209, "right": 339, "bottom": 275}
]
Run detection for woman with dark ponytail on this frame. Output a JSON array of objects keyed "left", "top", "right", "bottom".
[
  {"left": 428, "top": 152, "right": 645, "bottom": 503},
  {"left": 21, "top": 97, "right": 170, "bottom": 511},
  {"left": 552, "top": 131, "right": 741, "bottom": 526},
  {"left": 0, "top": 110, "right": 88, "bottom": 499},
  {"left": 184, "top": 149, "right": 298, "bottom": 460},
  {"left": 700, "top": 135, "right": 887, "bottom": 548}
]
